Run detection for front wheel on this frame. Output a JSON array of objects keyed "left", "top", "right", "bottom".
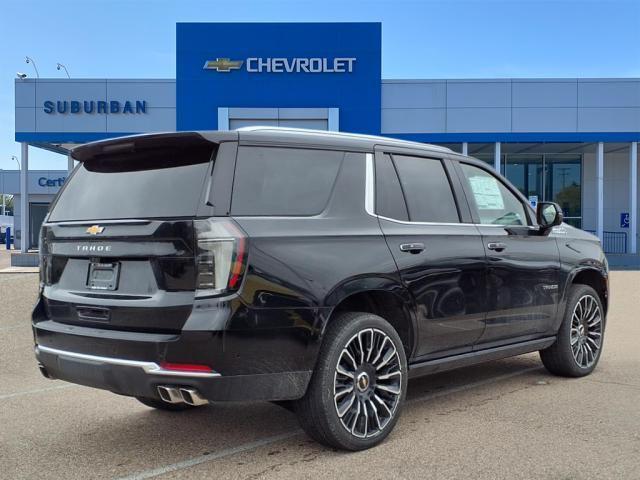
[
  {"left": 295, "top": 312, "right": 408, "bottom": 451},
  {"left": 540, "top": 284, "right": 605, "bottom": 377}
]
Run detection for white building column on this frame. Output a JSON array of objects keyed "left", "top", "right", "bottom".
[
  {"left": 67, "top": 154, "right": 74, "bottom": 172},
  {"left": 596, "top": 142, "right": 604, "bottom": 242},
  {"left": 494, "top": 142, "right": 501, "bottom": 172},
  {"left": 217, "top": 107, "right": 229, "bottom": 131},
  {"left": 462, "top": 142, "right": 468, "bottom": 156},
  {"left": 20, "top": 142, "right": 29, "bottom": 253},
  {"left": 630, "top": 142, "right": 638, "bottom": 254},
  {"left": 328, "top": 108, "right": 340, "bottom": 131}
]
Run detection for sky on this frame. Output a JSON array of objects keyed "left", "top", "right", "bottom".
[{"left": 0, "top": 0, "right": 639, "bottom": 171}]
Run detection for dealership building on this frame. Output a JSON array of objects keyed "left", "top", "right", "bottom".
[{"left": 11, "top": 22, "right": 640, "bottom": 258}]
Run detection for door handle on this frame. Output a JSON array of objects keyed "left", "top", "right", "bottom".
[
  {"left": 400, "top": 243, "right": 425, "bottom": 254},
  {"left": 487, "top": 242, "right": 507, "bottom": 252}
]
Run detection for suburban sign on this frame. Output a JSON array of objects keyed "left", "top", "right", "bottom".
[
  {"left": 43, "top": 100, "right": 148, "bottom": 115},
  {"left": 204, "top": 57, "right": 357, "bottom": 73}
]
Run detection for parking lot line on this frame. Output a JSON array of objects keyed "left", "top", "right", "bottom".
[
  {"left": 115, "top": 364, "right": 540, "bottom": 480},
  {"left": 0, "top": 324, "right": 25, "bottom": 332},
  {"left": 116, "top": 431, "right": 303, "bottom": 480},
  {"left": 0, "top": 384, "right": 76, "bottom": 401}
]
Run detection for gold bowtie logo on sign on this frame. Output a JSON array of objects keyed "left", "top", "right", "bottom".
[
  {"left": 86, "top": 225, "right": 105, "bottom": 235},
  {"left": 203, "top": 58, "right": 244, "bottom": 72}
]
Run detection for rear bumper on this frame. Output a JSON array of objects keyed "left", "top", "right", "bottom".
[
  {"left": 32, "top": 289, "right": 321, "bottom": 401},
  {"left": 35, "top": 344, "right": 311, "bottom": 402}
]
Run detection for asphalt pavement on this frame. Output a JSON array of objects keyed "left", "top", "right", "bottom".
[{"left": 1, "top": 272, "right": 639, "bottom": 479}]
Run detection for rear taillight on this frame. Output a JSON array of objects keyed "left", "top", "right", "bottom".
[
  {"left": 159, "top": 362, "right": 214, "bottom": 373},
  {"left": 39, "top": 227, "right": 51, "bottom": 286},
  {"left": 194, "top": 218, "right": 247, "bottom": 298}
]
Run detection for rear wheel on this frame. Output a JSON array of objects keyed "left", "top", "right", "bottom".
[
  {"left": 296, "top": 312, "right": 407, "bottom": 451},
  {"left": 540, "top": 284, "right": 605, "bottom": 377},
  {"left": 135, "top": 397, "right": 198, "bottom": 411}
]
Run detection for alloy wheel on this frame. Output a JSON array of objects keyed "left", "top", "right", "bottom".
[
  {"left": 333, "top": 328, "right": 402, "bottom": 438},
  {"left": 570, "top": 294, "right": 603, "bottom": 368}
]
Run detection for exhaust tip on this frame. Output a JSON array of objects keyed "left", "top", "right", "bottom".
[
  {"left": 179, "top": 388, "right": 209, "bottom": 406},
  {"left": 157, "top": 386, "right": 184, "bottom": 404}
]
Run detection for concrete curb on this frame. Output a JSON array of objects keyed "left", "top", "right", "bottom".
[{"left": 0, "top": 267, "right": 39, "bottom": 274}]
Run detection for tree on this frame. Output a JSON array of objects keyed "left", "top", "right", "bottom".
[
  {"left": 0, "top": 194, "right": 14, "bottom": 216},
  {"left": 554, "top": 183, "right": 580, "bottom": 217}
]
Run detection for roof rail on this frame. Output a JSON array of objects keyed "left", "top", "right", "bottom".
[{"left": 235, "top": 126, "right": 453, "bottom": 153}]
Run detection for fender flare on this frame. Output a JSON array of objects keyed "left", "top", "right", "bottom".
[
  {"left": 555, "top": 264, "right": 608, "bottom": 331},
  {"left": 319, "top": 274, "right": 418, "bottom": 357}
]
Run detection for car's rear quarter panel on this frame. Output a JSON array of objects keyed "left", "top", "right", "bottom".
[{"left": 231, "top": 150, "right": 402, "bottom": 371}]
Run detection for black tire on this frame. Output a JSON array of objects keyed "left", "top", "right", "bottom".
[
  {"left": 135, "top": 396, "right": 198, "bottom": 411},
  {"left": 295, "top": 312, "right": 408, "bottom": 451},
  {"left": 540, "top": 284, "right": 605, "bottom": 377}
]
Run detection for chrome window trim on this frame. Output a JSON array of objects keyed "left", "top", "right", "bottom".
[
  {"left": 49, "top": 219, "right": 152, "bottom": 226},
  {"left": 35, "top": 345, "right": 221, "bottom": 378},
  {"left": 365, "top": 153, "right": 375, "bottom": 216},
  {"left": 377, "top": 214, "right": 475, "bottom": 227},
  {"left": 365, "top": 151, "right": 527, "bottom": 229}
]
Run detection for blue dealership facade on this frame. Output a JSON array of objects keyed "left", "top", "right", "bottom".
[{"left": 11, "top": 22, "right": 640, "bottom": 256}]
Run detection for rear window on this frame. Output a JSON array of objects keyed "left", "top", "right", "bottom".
[
  {"left": 375, "top": 153, "right": 409, "bottom": 221},
  {"left": 49, "top": 145, "right": 214, "bottom": 222},
  {"left": 392, "top": 155, "right": 460, "bottom": 223},
  {"left": 231, "top": 146, "right": 344, "bottom": 216}
]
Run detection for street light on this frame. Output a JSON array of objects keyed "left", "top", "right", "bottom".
[
  {"left": 11, "top": 155, "right": 20, "bottom": 170},
  {"left": 56, "top": 62, "right": 70, "bottom": 78},
  {"left": 25, "top": 56, "right": 39, "bottom": 78}
]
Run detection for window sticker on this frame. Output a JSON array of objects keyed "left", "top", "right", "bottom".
[{"left": 468, "top": 175, "right": 505, "bottom": 210}]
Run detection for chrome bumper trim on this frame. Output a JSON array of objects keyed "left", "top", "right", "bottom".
[{"left": 35, "top": 345, "right": 221, "bottom": 378}]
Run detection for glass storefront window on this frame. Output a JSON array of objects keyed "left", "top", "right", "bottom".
[
  {"left": 503, "top": 155, "right": 543, "bottom": 202},
  {"left": 467, "top": 143, "right": 496, "bottom": 166},
  {"left": 502, "top": 153, "right": 582, "bottom": 228},
  {"left": 545, "top": 155, "right": 582, "bottom": 228}
]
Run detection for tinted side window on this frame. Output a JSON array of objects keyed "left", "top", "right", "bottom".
[
  {"left": 375, "top": 154, "right": 409, "bottom": 221},
  {"left": 392, "top": 155, "right": 460, "bottom": 223},
  {"left": 231, "top": 147, "right": 343, "bottom": 216},
  {"left": 460, "top": 163, "right": 528, "bottom": 226}
]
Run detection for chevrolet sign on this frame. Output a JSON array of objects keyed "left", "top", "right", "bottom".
[
  {"left": 203, "top": 58, "right": 244, "bottom": 72},
  {"left": 204, "top": 57, "right": 356, "bottom": 73}
]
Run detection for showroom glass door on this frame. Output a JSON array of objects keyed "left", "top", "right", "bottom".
[
  {"left": 29, "top": 203, "right": 50, "bottom": 249},
  {"left": 503, "top": 154, "right": 582, "bottom": 228},
  {"left": 502, "top": 154, "right": 544, "bottom": 204},
  {"left": 544, "top": 155, "right": 582, "bottom": 228}
]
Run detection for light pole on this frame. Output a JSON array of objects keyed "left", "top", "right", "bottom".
[
  {"left": 25, "top": 56, "right": 39, "bottom": 78},
  {"left": 5, "top": 156, "right": 20, "bottom": 217},
  {"left": 1, "top": 169, "right": 4, "bottom": 215},
  {"left": 56, "top": 63, "right": 70, "bottom": 78}
]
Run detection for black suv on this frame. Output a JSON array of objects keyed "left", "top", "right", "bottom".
[{"left": 34, "top": 128, "right": 608, "bottom": 450}]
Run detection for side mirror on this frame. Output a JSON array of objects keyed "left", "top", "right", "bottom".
[{"left": 537, "top": 202, "right": 563, "bottom": 234}]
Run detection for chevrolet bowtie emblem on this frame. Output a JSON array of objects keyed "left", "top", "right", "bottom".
[
  {"left": 203, "top": 58, "right": 244, "bottom": 72},
  {"left": 86, "top": 225, "right": 105, "bottom": 235}
]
